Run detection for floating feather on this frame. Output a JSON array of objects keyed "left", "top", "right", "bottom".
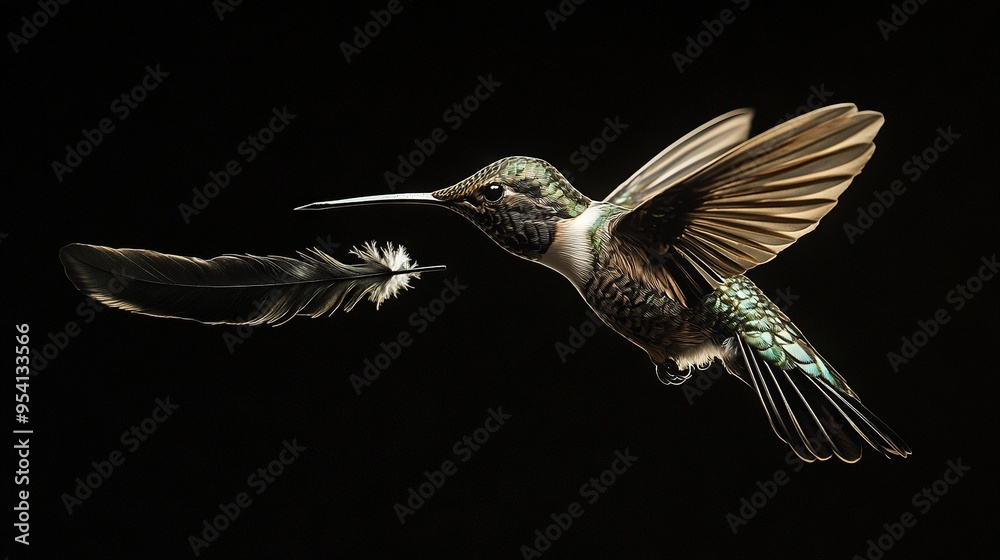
[{"left": 58, "top": 242, "right": 445, "bottom": 325}]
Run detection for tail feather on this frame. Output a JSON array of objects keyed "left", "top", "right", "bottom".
[
  {"left": 706, "top": 275, "right": 909, "bottom": 461},
  {"left": 723, "top": 336, "right": 910, "bottom": 462},
  {"left": 803, "top": 374, "right": 911, "bottom": 459}
]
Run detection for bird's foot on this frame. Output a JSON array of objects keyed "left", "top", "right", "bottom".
[{"left": 655, "top": 360, "right": 692, "bottom": 386}]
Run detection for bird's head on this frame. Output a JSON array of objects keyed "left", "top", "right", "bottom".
[{"left": 298, "top": 157, "right": 593, "bottom": 260}]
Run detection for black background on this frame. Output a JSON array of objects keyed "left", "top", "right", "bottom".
[{"left": 3, "top": 1, "right": 998, "bottom": 558}]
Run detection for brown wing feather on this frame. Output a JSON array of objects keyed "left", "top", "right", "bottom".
[
  {"left": 604, "top": 108, "right": 755, "bottom": 208},
  {"left": 609, "top": 103, "right": 883, "bottom": 304}
]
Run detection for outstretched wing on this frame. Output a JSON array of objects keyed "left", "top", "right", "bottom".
[
  {"left": 604, "top": 108, "right": 755, "bottom": 209},
  {"left": 59, "top": 242, "right": 445, "bottom": 325},
  {"left": 608, "top": 103, "right": 883, "bottom": 304}
]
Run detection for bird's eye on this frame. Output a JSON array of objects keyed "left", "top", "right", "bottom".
[{"left": 481, "top": 184, "right": 504, "bottom": 203}]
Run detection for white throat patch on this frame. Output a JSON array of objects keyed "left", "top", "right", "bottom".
[{"left": 538, "top": 205, "right": 603, "bottom": 289}]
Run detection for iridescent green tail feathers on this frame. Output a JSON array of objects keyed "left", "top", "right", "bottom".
[{"left": 708, "top": 278, "right": 911, "bottom": 462}]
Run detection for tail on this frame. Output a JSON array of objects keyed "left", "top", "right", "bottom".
[{"left": 708, "top": 278, "right": 911, "bottom": 462}]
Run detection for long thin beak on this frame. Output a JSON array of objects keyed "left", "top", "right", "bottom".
[{"left": 295, "top": 192, "right": 442, "bottom": 211}]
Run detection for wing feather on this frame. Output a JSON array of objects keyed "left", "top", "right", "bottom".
[
  {"left": 604, "top": 108, "right": 755, "bottom": 208},
  {"left": 610, "top": 103, "right": 883, "bottom": 302}
]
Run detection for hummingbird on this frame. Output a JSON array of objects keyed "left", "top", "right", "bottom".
[{"left": 296, "top": 103, "right": 911, "bottom": 463}]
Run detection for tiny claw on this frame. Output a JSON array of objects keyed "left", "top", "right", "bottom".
[{"left": 655, "top": 360, "right": 692, "bottom": 385}]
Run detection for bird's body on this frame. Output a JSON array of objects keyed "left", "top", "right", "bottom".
[
  {"left": 542, "top": 200, "right": 834, "bottom": 387},
  {"left": 541, "top": 200, "right": 721, "bottom": 371}
]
